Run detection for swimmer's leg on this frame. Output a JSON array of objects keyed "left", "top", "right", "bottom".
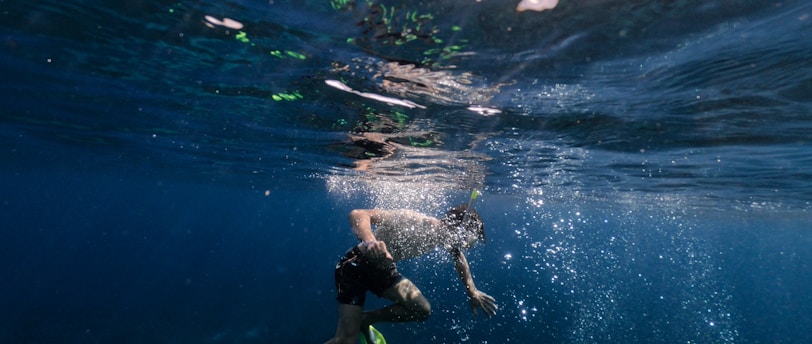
[
  {"left": 324, "top": 304, "right": 362, "bottom": 344},
  {"left": 363, "top": 278, "right": 431, "bottom": 325}
]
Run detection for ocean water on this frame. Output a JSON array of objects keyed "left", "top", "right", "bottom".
[{"left": 1, "top": 0, "right": 811, "bottom": 343}]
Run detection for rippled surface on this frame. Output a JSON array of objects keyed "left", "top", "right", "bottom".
[
  {"left": 3, "top": 0, "right": 810, "bottom": 206},
  {"left": 4, "top": 1, "right": 812, "bottom": 207},
  {"left": 1, "top": 0, "right": 811, "bottom": 343}
]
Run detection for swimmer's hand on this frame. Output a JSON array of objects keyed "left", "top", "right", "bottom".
[
  {"left": 468, "top": 289, "right": 498, "bottom": 318},
  {"left": 361, "top": 240, "right": 393, "bottom": 261}
]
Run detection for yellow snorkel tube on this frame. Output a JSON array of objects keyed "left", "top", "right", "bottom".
[
  {"left": 459, "top": 189, "right": 483, "bottom": 244},
  {"left": 461, "top": 189, "right": 480, "bottom": 224}
]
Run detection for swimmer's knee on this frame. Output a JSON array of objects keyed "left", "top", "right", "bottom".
[{"left": 415, "top": 300, "right": 431, "bottom": 321}]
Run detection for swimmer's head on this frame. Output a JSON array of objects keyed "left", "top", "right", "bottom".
[{"left": 442, "top": 204, "right": 486, "bottom": 249}]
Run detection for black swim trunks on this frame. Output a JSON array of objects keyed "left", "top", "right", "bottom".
[{"left": 335, "top": 244, "right": 403, "bottom": 306}]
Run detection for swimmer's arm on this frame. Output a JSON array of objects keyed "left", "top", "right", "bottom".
[
  {"left": 451, "top": 248, "right": 498, "bottom": 317},
  {"left": 349, "top": 209, "right": 399, "bottom": 260},
  {"left": 451, "top": 248, "right": 477, "bottom": 296},
  {"left": 348, "top": 209, "right": 381, "bottom": 242}
]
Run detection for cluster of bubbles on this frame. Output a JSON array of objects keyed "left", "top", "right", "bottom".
[
  {"left": 325, "top": 166, "right": 473, "bottom": 216},
  {"left": 500, "top": 189, "right": 741, "bottom": 342}
]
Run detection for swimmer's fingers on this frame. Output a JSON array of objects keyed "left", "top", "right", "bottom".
[
  {"left": 366, "top": 241, "right": 393, "bottom": 260},
  {"left": 469, "top": 290, "right": 498, "bottom": 318},
  {"left": 479, "top": 292, "right": 498, "bottom": 317},
  {"left": 482, "top": 296, "right": 498, "bottom": 317},
  {"left": 376, "top": 241, "right": 393, "bottom": 260}
]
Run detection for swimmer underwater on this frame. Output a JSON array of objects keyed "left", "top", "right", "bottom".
[{"left": 324, "top": 201, "right": 498, "bottom": 344}]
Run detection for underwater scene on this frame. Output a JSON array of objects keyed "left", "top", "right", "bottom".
[{"left": 1, "top": 0, "right": 811, "bottom": 343}]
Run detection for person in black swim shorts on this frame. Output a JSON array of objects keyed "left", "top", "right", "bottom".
[
  {"left": 335, "top": 244, "right": 404, "bottom": 307},
  {"left": 324, "top": 206, "right": 497, "bottom": 344}
]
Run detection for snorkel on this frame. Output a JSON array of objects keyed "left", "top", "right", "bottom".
[
  {"left": 457, "top": 189, "right": 484, "bottom": 246},
  {"left": 461, "top": 189, "right": 480, "bottom": 225}
]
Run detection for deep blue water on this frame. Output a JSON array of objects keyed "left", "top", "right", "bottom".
[{"left": 2, "top": 0, "right": 811, "bottom": 343}]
